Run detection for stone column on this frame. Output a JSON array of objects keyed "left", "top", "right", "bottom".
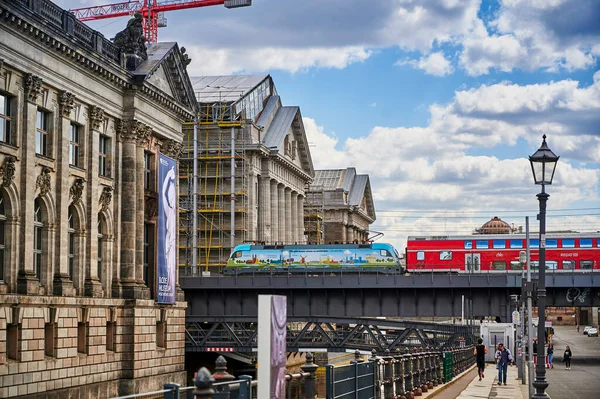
[
  {"left": 347, "top": 225, "right": 355, "bottom": 243},
  {"left": 290, "top": 192, "right": 298, "bottom": 244},
  {"left": 52, "top": 91, "right": 76, "bottom": 296},
  {"left": 285, "top": 188, "right": 292, "bottom": 244},
  {"left": 247, "top": 173, "right": 257, "bottom": 242},
  {"left": 135, "top": 125, "right": 151, "bottom": 299},
  {"left": 270, "top": 180, "right": 279, "bottom": 244},
  {"left": 278, "top": 184, "right": 285, "bottom": 244},
  {"left": 84, "top": 106, "right": 105, "bottom": 297},
  {"left": 116, "top": 119, "right": 142, "bottom": 299},
  {"left": 259, "top": 176, "right": 271, "bottom": 243},
  {"left": 297, "top": 195, "right": 305, "bottom": 244},
  {"left": 17, "top": 74, "right": 43, "bottom": 294}
]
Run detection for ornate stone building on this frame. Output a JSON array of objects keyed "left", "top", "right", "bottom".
[
  {"left": 0, "top": 1, "right": 194, "bottom": 397},
  {"left": 306, "top": 168, "right": 376, "bottom": 244}
]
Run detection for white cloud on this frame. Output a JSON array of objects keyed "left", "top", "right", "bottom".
[
  {"left": 397, "top": 52, "right": 454, "bottom": 76},
  {"left": 369, "top": 102, "right": 377, "bottom": 108}
]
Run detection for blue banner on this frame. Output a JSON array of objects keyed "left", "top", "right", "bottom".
[{"left": 157, "top": 153, "right": 177, "bottom": 303}]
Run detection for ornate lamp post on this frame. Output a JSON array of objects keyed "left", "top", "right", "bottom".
[{"left": 529, "top": 134, "right": 559, "bottom": 398}]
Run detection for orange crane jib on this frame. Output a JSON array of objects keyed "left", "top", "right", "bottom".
[{"left": 69, "top": 0, "right": 251, "bottom": 43}]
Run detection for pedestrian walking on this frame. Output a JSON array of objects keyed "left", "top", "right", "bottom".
[
  {"left": 547, "top": 342, "right": 554, "bottom": 369},
  {"left": 563, "top": 345, "right": 572, "bottom": 370},
  {"left": 495, "top": 342, "right": 513, "bottom": 385},
  {"left": 473, "top": 337, "right": 488, "bottom": 381}
]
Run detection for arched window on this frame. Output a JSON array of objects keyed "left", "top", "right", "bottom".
[
  {"left": 97, "top": 214, "right": 103, "bottom": 281},
  {"left": 0, "top": 194, "right": 6, "bottom": 281},
  {"left": 34, "top": 198, "right": 43, "bottom": 279},
  {"left": 68, "top": 206, "right": 75, "bottom": 279}
]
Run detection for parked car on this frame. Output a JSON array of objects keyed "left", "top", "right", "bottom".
[
  {"left": 588, "top": 328, "right": 598, "bottom": 337},
  {"left": 583, "top": 326, "right": 593, "bottom": 335}
]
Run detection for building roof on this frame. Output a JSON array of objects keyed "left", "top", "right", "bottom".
[
  {"left": 311, "top": 168, "right": 376, "bottom": 221},
  {"left": 478, "top": 216, "right": 514, "bottom": 234},
  {"left": 190, "top": 75, "right": 268, "bottom": 103}
]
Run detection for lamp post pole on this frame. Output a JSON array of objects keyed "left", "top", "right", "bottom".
[
  {"left": 528, "top": 134, "right": 559, "bottom": 399},
  {"left": 532, "top": 187, "right": 549, "bottom": 398}
]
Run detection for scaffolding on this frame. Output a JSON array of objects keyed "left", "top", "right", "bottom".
[
  {"left": 179, "top": 94, "right": 250, "bottom": 275},
  {"left": 304, "top": 185, "right": 325, "bottom": 244}
]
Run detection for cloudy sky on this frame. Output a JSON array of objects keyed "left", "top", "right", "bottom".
[{"left": 58, "top": 0, "right": 600, "bottom": 251}]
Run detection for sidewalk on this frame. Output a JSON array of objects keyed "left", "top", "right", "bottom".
[{"left": 454, "top": 364, "right": 529, "bottom": 399}]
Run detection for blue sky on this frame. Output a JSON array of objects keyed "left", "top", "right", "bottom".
[{"left": 58, "top": 0, "right": 600, "bottom": 250}]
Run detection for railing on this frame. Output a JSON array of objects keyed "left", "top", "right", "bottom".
[{"left": 325, "top": 347, "right": 475, "bottom": 399}]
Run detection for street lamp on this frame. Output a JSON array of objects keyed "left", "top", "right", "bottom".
[{"left": 529, "top": 134, "right": 559, "bottom": 399}]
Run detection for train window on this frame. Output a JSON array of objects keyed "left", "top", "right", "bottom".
[
  {"left": 546, "top": 239, "right": 557, "bottom": 248},
  {"left": 510, "top": 240, "right": 523, "bottom": 248},
  {"left": 380, "top": 250, "right": 392, "bottom": 257},
  {"left": 440, "top": 251, "right": 452, "bottom": 261},
  {"left": 562, "top": 239, "right": 575, "bottom": 248},
  {"left": 475, "top": 240, "right": 489, "bottom": 249},
  {"left": 531, "top": 261, "right": 539, "bottom": 270},
  {"left": 580, "top": 260, "right": 593, "bottom": 270},
  {"left": 530, "top": 240, "right": 539, "bottom": 248},
  {"left": 546, "top": 261, "right": 558, "bottom": 270},
  {"left": 464, "top": 241, "right": 472, "bottom": 250},
  {"left": 232, "top": 251, "right": 242, "bottom": 259},
  {"left": 510, "top": 261, "right": 522, "bottom": 270},
  {"left": 562, "top": 260, "right": 575, "bottom": 270},
  {"left": 492, "top": 261, "right": 506, "bottom": 270},
  {"left": 580, "top": 239, "right": 592, "bottom": 248},
  {"left": 493, "top": 240, "right": 506, "bottom": 249},
  {"left": 416, "top": 251, "right": 424, "bottom": 261}
]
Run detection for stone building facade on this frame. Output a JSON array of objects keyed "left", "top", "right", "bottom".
[
  {"left": 180, "top": 75, "right": 314, "bottom": 270},
  {"left": 306, "top": 168, "right": 375, "bottom": 244},
  {"left": 0, "top": 1, "right": 194, "bottom": 397}
]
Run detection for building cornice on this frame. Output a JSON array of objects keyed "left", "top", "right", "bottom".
[{"left": 0, "top": 2, "right": 194, "bottom": 120}]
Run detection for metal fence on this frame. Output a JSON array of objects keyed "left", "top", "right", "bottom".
[{"left": 111, "top": 347, "right": 476, "bottom": 399}]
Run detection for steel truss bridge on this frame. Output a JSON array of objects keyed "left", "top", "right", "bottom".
[
  {"left": 181, "top": 272, "right": 600, "bottom": 355},
  {"left": 185, "top": 316, "right": 477, "bottom": 356}
]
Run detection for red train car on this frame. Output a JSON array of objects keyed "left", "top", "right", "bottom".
[{"left": 406, "top": 233, "right": 600, "bottom": 273}]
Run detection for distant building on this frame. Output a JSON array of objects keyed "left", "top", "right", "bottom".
[
  {"left": 306, "top": 168, "right": 375, "bottom": 244},
  {"left": 179, "top": 75, "right": 314, "bottom": 271},
  {"left": 0, "top": 1, "right": 194, "bottom": 397},
  {"left": 476, "top": 216, "right": 516, "bottom": 234}
]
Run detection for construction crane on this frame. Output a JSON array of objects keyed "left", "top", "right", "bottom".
[{"left": 69, "top": 0, "right": 251, "bottom": 44}]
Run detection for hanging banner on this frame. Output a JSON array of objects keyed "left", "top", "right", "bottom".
[{"left": 157, "top": 153, "right": 177, "bottom": 303}]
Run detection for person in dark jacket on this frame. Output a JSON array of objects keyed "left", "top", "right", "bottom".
[
  {"left": 474, "top": 338, "right": 488, "bottom": 380},
  {"left": 495, "top": 343, "right": 513, "bottom": 385},
  {"left": 563, "top": 346, "right": 572, "bottom": 370}
]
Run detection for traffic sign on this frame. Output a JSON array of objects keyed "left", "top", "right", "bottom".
[{"left": 512, "top": 311, "right": 520, "bottom": 324}]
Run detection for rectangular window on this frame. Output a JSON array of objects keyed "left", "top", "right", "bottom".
[
  {"left": 0, "top": 93, "right": 12, "bottom": 145},
  {"left": 464, "top": 241, "right": 472, "bottom": 250},
  {"left": 34, "top": 222, "right": 42, "bottom": 279},
  {"left": 510, "top": 261, "right": 522, "bottom": 270},
  {"left": 492, "top": 261, "right": 506, "bottom": 270},
  {"left": 106, "top": 321, "right": 116, "bottom": 352},
  {"left": 510, "top": 240, "right": 523, "bottom": 249},
  {"left": 562, "top": 239, "right": 575, "bottom": 248},
  {"left": 144, "top": 223, "right": 150, "bottom": 286},
  {"left": 77, "top": 322, "right": 88, "bottom": 354},
  {"left": 69, "top": 123, "right": 81, "bottom": 167},
  {"left": 416, "top": 251, "right": 425, "bottom": 261},
  {"left": 580, "top": 260, "right": 593, "bottom": 270},
  {"left": 7, "top": 323, "right": 18, "bottom": 360},
  {"left": 144, "top": 151, "right": 152, "bottom": 191},
  {"left": 475, "top": 240, "right": 489, "bottom": 249},
  {"left": 36, "top": 110, "right": 49, "bottom": 156},
  {"left": 562, "top": 260, "right": 575, "bottom": 270},
  {"left": 493, "top": 240, "right": 506, "bottom": 249},
  {"left": 44, "top": 322, "right": 55, "bottom": 357},
  {"left": 156, "top": 321, "right": 166, "bottom": 348},
  {"left": 99, "top": 135, "right": 110, "bottom": 177},
  {"left": 546, "top": 261, "right": 558, "bottom": 270},
  {"left": 440, "top": 251, "right": 452, "bottom": 261},
  {"left": 530, "top": 261, "right": 539, "bottom": 271},
  {"left": 546, "top": 239, "right": 557, "bottom": 248},
  {"left": 580, "top": 239, "right": 592, "bottom": 248},
  {"left": 530, "top": 239, "right": 539, "bottom": 248}
]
